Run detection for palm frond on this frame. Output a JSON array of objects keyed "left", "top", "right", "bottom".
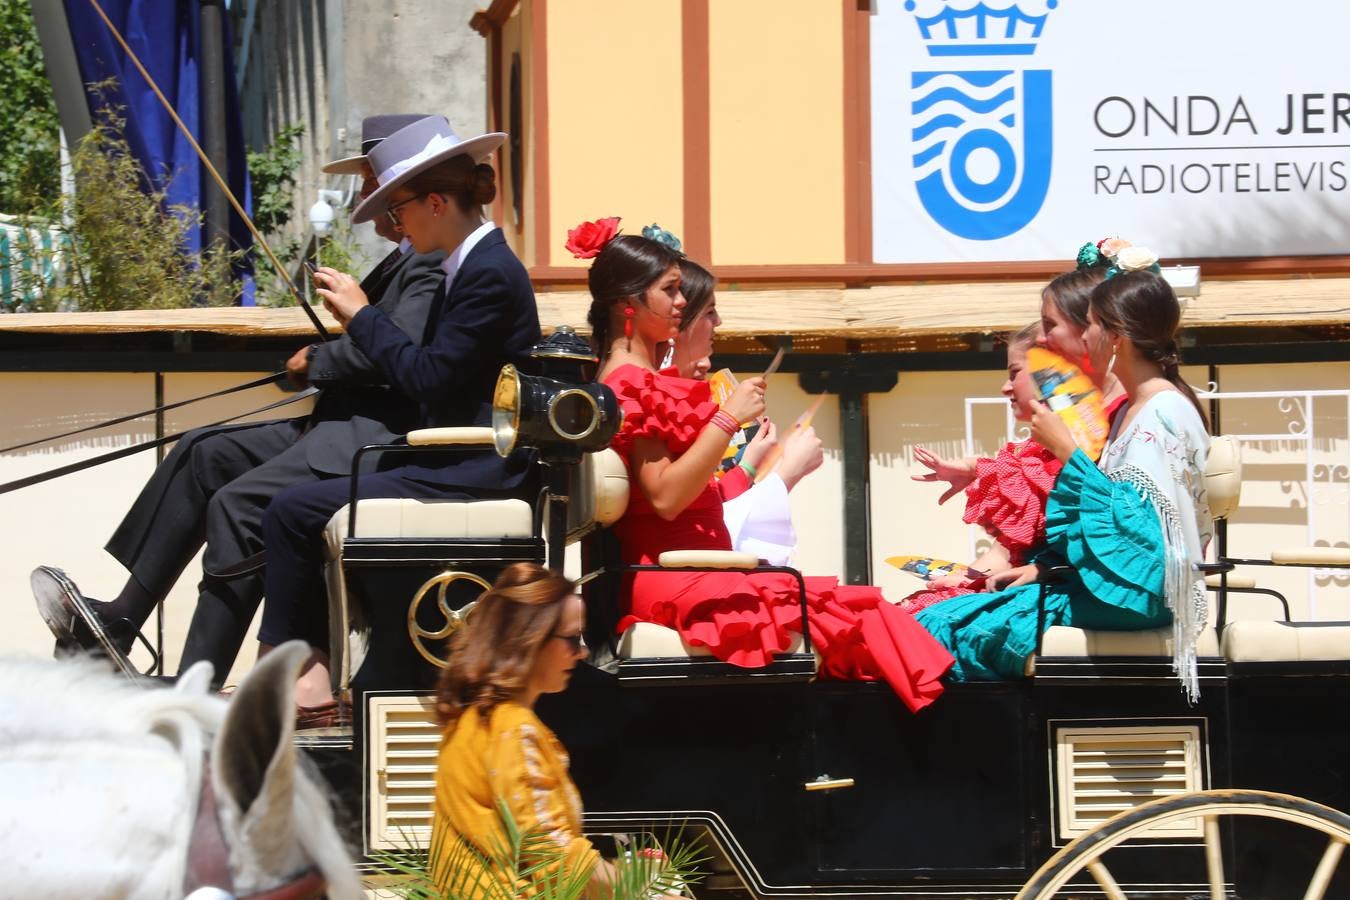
[{"left": 365, "top": 801, "right": 706, "bottom": 899}]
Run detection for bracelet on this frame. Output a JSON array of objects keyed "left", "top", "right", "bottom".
[
  {"left": 709, "top": 409, "right": 739, "bottom": 436},
  {"left": 739, "top": 460, "right": 758, "bottom": 480}
]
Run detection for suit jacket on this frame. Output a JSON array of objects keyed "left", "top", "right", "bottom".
[
  {"left": 301, "top": 246, "right": 447, "bottom": 475},
  {"left": 346, "top": 228, "right": 541, "bottom": 490}
]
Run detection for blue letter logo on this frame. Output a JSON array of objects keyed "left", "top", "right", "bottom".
[{"left": 907, "top": 1, "right": 1055, "bottom": 241}]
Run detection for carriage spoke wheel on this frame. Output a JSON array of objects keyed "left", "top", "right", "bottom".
[{"left": 1017, "top": 790, "right": 1350, "bottom": 900}]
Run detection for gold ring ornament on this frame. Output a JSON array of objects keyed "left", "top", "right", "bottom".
[{"left": 407, "top": 570, "right": 492, "bottom": 668}]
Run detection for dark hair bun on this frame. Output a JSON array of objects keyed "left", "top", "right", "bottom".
[{"left": 471, "top": 163, "right": 497, "bottom": 206}]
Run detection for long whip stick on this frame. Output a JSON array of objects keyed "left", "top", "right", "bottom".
[{"left": 85, "top": 0, "right": 331, "bottom": 340}]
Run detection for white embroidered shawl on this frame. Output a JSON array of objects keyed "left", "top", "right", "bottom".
[{"left": 1100, "top": 391, "right": 1213, "bottom": 701}]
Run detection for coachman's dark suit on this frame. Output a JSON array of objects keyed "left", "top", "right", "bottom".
[
  {"left": 105, "top": 246, "right": 445, "bottom": 678},
  {"left": 258, "top": 227, "right": 541, "bottom": 650}
]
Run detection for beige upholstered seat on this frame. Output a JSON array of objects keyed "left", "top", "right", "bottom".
[
  {"left": 322, "top": 498, "right": 533, "bottom": 559},
  {"left": 617, "top": 621, "right": 811, "bottom": 659},
  {"left": 1204, "top": 434, "right": 1241, "bottom": 521},
  {"left": 1221, "top": 620, "right": 1350, "bottom": 663},
  {"left": 324, "top": 441, "right": 631, "bottom": 691},
  {"left": 1039, "top": 625, "right": 1220, "bottom": 658}
]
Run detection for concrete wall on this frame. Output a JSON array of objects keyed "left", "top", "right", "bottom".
[{"left": 235, "top": 0, "right": 487, "bottom": 267}]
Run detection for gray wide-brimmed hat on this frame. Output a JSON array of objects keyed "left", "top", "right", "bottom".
[
  {"left": 322, "top": 114, "right": 439, "bottom": 175},
  {"left": 350, "top": 117, "right": 506, "bottom": 224}
]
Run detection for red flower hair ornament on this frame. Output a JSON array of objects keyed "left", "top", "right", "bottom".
[{"left": 564, "top": 216, "right": 621, "bottom": 259}]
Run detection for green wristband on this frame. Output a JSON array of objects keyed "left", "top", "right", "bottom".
[{"left": 739, "top": 460, "right": 758, "bottom": 480}]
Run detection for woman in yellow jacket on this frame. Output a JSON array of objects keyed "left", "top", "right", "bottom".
[{"left": 431, "top": 562, "right": 608, "bottom": 897}]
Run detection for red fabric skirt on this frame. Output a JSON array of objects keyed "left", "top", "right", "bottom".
[{"left": 621, "top": 568, "right": 954, "bottom": 713}]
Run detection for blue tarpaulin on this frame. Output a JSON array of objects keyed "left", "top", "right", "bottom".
[{"left": 60, "top": 0, "right": 255, "bottom": 303}]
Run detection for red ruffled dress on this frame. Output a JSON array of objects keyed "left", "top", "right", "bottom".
[
  {"left": 899, "top": 394, "right": 1125, "bottom": 615},
  {"left": 604, "top": 364, "right": 954, "bottom": 712},
  {"left": 899, "top": 440, "right": 1063, "bottom": 614}
]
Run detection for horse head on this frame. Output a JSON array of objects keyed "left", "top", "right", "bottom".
[
  {"left": 0, "top": 642, "right": 360, "bottom": 900},
  {"left": 194, "top": 641, "right": 360, "bottom": 900}
]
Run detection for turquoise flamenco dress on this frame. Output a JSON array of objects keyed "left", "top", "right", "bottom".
[{"left": 914, "top": 448, "right": 1172, "bottom": 682}]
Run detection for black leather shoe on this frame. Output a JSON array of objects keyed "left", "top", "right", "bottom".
[{"left": 31, "top": 566, "right": 139, "bottom": 676}]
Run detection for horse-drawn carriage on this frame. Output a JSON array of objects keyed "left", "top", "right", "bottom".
[{"left": 297, "top": 329, "right": 1350, "bottom": 899}]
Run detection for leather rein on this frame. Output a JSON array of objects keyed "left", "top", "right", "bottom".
[{"left": 184, "top": 761, "right": 327, "bottom": 900}]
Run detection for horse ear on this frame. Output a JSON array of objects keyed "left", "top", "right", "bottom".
[
  {"left": 211, "top": 641, "right": 311, "bottom": 883},
  {"left": 175, "top": 660, "right": 216, "bottom": 697}
]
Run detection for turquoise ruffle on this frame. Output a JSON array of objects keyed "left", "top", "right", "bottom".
[
  {"left": 1046, "top": 450, "right": 1170, "bottom": 629},
  {"left": 917, "top": 450, "right": 1172, "bottom": 682}
]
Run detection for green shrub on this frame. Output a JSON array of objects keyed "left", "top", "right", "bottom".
[{"left": 8, "top": 106, "right": 239, "bottom": 311}]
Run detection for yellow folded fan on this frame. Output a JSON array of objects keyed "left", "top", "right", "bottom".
[
  {"left": 1025, "top": 347, "right": 1109, "bottom": 461},
  {"left": 885, "top": 555, "right": 984, "bottom": 582},
  {"left": 707, "top": 369, "right": 749, "bottom": 465}
]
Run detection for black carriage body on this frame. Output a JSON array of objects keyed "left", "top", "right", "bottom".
[{"left": 307, "top": 437, "right": 1350, "bottom": 897}]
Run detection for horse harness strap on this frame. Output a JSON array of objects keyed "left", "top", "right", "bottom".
[{"left": 185, "top": 760, "right": 325, "bottom": 900}]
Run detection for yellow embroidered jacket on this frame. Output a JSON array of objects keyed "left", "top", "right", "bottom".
[{"left": 431, "top": 701, "right": 599, "bottom": 896}]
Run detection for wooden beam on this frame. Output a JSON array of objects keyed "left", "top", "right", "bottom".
[{"left": 2, "top": 276, "right": 1346, "bottom": 341}]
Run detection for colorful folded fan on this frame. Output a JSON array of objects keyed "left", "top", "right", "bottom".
[
  {"left": 707, "top": 369, "right": 753, "bottom": 469},
  {"left": 1026, "top": 347, "right": 1109, "bottom": 461},
  {"left": 885, "top": 555, "right": 984, "bottom": 582}
]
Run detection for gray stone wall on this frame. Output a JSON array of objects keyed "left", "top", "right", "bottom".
[{"left": 234, "top": 0, "right": 486, "bottom": 267}]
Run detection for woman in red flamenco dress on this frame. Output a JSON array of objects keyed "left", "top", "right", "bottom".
[{"left": 566, "top": 218, "right": 953, "bottom": 712}]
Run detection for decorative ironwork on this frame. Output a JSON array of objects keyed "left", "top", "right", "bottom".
[{"left": 407, "top": 570, "right": 492, "bottom": 668}]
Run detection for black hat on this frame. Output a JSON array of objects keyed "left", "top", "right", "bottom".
[{"left": 321, "top": 113, "right": 438, "bottom": 175}]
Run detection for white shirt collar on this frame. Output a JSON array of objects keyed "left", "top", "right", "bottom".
[
  {"left": 398, "top": 237, "right": 413, "bottom": 255},
  {"left": 439, "top": 220, "right": 496, "bottom": 284}
]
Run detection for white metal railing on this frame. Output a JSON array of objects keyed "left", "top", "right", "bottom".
[
  {"left": 963, "top": 389, "right": 1350, "bottom": 618},
  {"left": 0, "top": 213, "right": 69, "bottom": 313}
]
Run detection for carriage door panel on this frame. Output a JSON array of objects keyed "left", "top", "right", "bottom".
[{"left": 809, "top": 682, "right": 1034, "bottom": 876}]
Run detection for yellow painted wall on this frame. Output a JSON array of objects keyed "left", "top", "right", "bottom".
[
  {"left": 545, "top": 0, "right": 685, "bottom": 268},
  {"left": 708, "top": 0, "right": 846, "bottom": 265}
]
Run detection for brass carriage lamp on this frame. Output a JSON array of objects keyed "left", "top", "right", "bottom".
[{"left": 490, "top": 327, "right": 622, "bottom": 462}]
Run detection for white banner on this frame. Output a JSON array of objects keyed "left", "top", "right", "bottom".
[{"left": 871, "top": 0, "right": 1350, "bottom": 262}]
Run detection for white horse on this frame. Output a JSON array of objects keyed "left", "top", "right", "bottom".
[{"left": 0, "top": 642, "right": 360, "bottom": 900}]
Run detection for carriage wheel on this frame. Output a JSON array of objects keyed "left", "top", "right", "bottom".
[{"left": 1016, "top": 789, "right": 1350, "bottom": 900}]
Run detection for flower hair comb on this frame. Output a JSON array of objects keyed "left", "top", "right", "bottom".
[
  {"left": 1075, "top": 236, "right": 1162, "bottom": 278},
  {"left": 564, "top": 216, "right": 621, "bottom": 259}
]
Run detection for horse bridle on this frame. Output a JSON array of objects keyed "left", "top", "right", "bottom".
[{"left": 184, "top": 762, "right": 328, "bottom": 900}]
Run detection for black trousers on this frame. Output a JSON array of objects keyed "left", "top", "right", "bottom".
[{"left": 105, "top": 416, "right": 334, "bottom": 678}]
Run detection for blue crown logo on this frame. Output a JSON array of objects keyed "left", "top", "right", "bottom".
[{"left": 905, "top": 0, "right": 1057, "bottom": 57}]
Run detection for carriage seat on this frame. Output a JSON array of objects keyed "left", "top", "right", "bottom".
[
  {"left": 1025, "top": 436, "right": 1240, "bottom": 675},
  {"left": 322, "top": 427, "right": 536, "bottom": 691},
  {"left": 1221, "top": 621, "right": 1350, "bottom": 664},
  {"left": 1037, "top": 625, "right": 1220, "bottom": 659},
  {"left": 577, "top": 458, "right": 820, "bottom": 682}
]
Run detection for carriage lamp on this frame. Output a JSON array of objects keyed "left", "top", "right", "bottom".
[{"left": 491, "top": 364, "right": 621, "bottom": 462}]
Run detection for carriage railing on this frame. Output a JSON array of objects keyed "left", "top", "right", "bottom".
[{"left": 963, "top": 388, "right": 1350, "bottom": 621}]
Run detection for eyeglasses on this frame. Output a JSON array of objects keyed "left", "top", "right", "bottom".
[
  {"left": 384, "top": 193, "right": 427, "bottom": 227},
  {"left": 551, "top": 631, "right": 586, "bottom": 652}
]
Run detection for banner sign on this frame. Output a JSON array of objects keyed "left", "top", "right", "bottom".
[{"left": 871, "top": 0, "right": 1350, "bottom": 262}]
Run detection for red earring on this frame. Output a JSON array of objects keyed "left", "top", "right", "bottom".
[{"left": 623, "top": 305, "right": 635, "bottom": 350}]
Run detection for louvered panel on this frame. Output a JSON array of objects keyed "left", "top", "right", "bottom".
[
  {"left": 367, "top": 695, "right": 443, "bottom": 850},
  {"left": 1055, "top": 725, "right": 1205, "bottom": 841}
]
